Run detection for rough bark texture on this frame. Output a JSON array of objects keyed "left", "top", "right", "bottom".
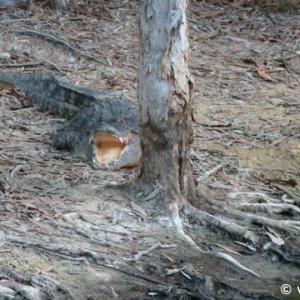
[
  {"left": 138, "top": 0, "right": 196, "bottom": 208},
  {"left": 53, "top": 0, "right": 70, "bottom": 10}
]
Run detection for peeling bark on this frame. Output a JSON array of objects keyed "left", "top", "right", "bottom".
[{"left": 138, "top": 0, "right": 196, "bottom": 208}]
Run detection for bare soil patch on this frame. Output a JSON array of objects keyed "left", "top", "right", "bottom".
[{"left": 0, "top": 1, "right": 300, "bottom": 299}]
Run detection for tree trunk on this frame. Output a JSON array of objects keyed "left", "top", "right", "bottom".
[
  {"left": 138, "top": 0, "right": 196, "bottom": 209},
  {"left": 52, "top": 0, "right": 70, "bottom": 10}
]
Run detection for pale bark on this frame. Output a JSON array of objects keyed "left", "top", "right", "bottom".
[
  {"left": 138, "top": 0, "right": 196, "bottom": 208},
  {"left": 53, "top": 0, "right": 70, "bottom": 10}
]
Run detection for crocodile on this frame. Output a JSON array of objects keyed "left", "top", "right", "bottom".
[{"left": 0, "top": 71, "right": 140, "bottom": 170}]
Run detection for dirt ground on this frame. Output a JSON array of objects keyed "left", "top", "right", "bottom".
[{"left": 0, "top": 1, "right": 300, "bottom": 299}]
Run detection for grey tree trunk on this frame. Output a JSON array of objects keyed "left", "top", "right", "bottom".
[
  {"left": 52, "top": 0, "right": 70, "bottom": 10},
  {"left": 138, "top": 0, "right": 196, "bottom": 208}
]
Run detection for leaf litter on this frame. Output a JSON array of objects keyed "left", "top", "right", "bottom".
[{"left": 0, "top": 0, "right": 300, "bottom": 299}]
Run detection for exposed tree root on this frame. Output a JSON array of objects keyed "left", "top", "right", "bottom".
[
  {"left": 124, "top": 242, "right": 177, "bottom": 262},
  {"left": 227, "top": 191, "right": 300, "bottom": 214},
  {"left": 233, "top": 202, "right": 300, "bottom": 214},
  {"left": 169, "top": 202, "right": 261, "bottom": 278},
  {"left": 198, "top": 194, "right": 300, "bottom": 234},
  {"left": 227, "top": 192, "right": 283, "bottom": 203},
  {"left": 224, "top": 209, "right": 300, "bottom": 233},
  {"left": 186, "top": 203, "right": 258, "bottom": 243},
  {"left": 268, "top": 246, "right": 300, "bottom": 267}
]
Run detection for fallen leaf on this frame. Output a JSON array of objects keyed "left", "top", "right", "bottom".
[
  {"left": 256, "top": 67, "right": 275, "bottom": 82},
  {"left": 266, "top": 232, "right": 284, "bottom": 246},
  {"left": 130, "top": 201, "right": 148, "bottom": 221}
]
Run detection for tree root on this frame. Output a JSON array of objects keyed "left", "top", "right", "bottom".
[
  {"left": 187, "top": 204, "right": 258, "bottom": 243},
  {"left": 169, "top": 202, "right": 261, "bottom": 278},
  {"left": 224, "top": 209, "right": 300, "bottom": 233},
  {"left": 268, "top": 246, "right": 300, "bottom": 267},
  {"left": 233, "top": 202, "right": 300, "bottom": 214},
  {"left": 198, "top": 194, "right": 300, "bottom": 234},
  {"left": 227, "top": 191, "right": 300, "bottom": 214},
  {"left": 123, "top": 243, "right": 177, "bottom": 262}
]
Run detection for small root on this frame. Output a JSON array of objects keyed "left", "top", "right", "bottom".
[
  {"left": 169, "top": 203, "right": 260, "bottom": 278},
  {"left": 215, "top": 252, "right": 260, "bottom": 278},
  {"left": 124, "top": 243, "right": 177, "bottom": 262},
  {"left": 233, "top": 202, "right": 300, "bottom": 214}
]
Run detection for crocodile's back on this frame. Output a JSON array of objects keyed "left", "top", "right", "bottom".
[{"left": 0, "top": 71, "right": 137, "bottom": 121}]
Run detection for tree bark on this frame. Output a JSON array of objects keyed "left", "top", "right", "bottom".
[
  {"left": 53, "top": 0, "right": 70, "bottom": 10},
  {"left": 138, "top": 0, "right": 196, "bottom": 209}
]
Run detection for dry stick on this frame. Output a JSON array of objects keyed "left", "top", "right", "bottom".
[
  {"left": 11, "top": 29, "right": 108, "bottom": 65},
  {"left": 282, "top": 49, "right": 300, "bottom": 57},
  {"left": 45, "top": 219, "right": 132, "bottom": 241},
  {"left": 0, "top": 61, "right": 65, "bottom": 73},
  {"left": 96, "top": 264, "right": 173, "bottom": 287},
  {"left": 271, "top": 183, "right": 300, "bottom": 204},
  {"left": 197, "top": 163, "right": 225, "bottom": 182},
  {"left": 0, "top": 18, "right": 34, "bottom": 23},
  {"left": 170, "top": 203, "right": 260, "bottom": 278},
  {"left": 7, "top": 237, "right": 173, "bottom": 287},
  {"left": 123, "top": 243, "right": 177, "bottom": 262}
]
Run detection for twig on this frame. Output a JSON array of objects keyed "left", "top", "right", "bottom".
[
  {"left": 0, "top": 61, "right": 65, "bottom": 73},
  {"left": 96, "top": 264, "right": 174, "bottom": 286},
  {"left": 12, "top": 29, "right": 108, "bottom": 65},
  {"left": 197, "top": 163, "right": 224, "bottom": 182},
  {"left": 271, "top": 183, "right": 300, "bottom": 204},
  {"left": 124, "top": 243, "right": 177, "bottom": 261}
]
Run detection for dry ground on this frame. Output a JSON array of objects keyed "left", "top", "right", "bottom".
[{"left": 0, "top": 1, "right": 300, "bottom": 299}]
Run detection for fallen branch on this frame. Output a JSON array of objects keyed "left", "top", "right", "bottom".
[
  {"left": 12, "top": 29, "right": 107, "bottom": 65},
  {"left": 124, "top": 243, "right": 177, "bottom": 262}
]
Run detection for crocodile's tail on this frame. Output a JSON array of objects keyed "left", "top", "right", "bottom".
[{"left": 0, "top": 72, "right": 85, "bottom": 119}]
